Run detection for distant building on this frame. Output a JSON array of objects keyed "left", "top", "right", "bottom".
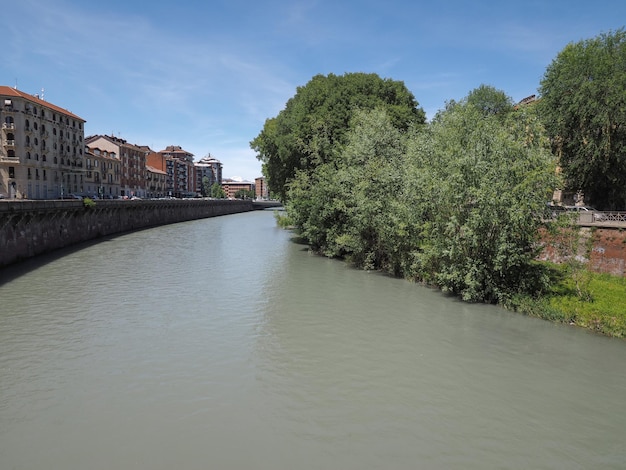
[
  {"left": 222, "top": 179, "right": 254, "bottom": 199},
  {"left": 1, "top": 86, "right": 86, "bottom": 199},
  {"left": 146, "top": 165, "right": 167, "bottom": 198},
  {"left": 85, "top": 134, "right": 149, "bottom": 198},
  {"left": 195, "top": 154, "right": 223, "bottom": 196},
  {"left": 255, "top": 176, "right": 268, "bottom": 200},
  {"left": 147, "top": 145, "right": 195, "bottom": 198},
  {"left": 84, "top": 146, "right": 121, "bottom": 198}
]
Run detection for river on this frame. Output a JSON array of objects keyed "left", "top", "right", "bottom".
[{"left": 1, "top": 210, "right": 625, "bottom": 469}]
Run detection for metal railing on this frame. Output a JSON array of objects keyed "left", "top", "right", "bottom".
[{"left": 577, "top": 211, "right": 626, "bottom": 226}]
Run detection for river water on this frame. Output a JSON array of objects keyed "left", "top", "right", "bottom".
[{"left": 1, "top": 210, "right": 625, "bottom": 469}]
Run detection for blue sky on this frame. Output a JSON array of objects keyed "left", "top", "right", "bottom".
[{"left": 4, "top": 0, "right": 625, "bottom": 181}]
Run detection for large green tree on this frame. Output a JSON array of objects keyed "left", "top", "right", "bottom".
[
  {"left": 406, "top": 98, "right": 558, "bottom": 302},
  {"left": 251, "top": 72, "right": 425, "bottom": 201},
  {"left": 538, "top": 29, "right": 626, "bottom": 210},
  {"left": 465, "top": 84, "right": 515, "bottom": 117},
  {"left": 287, "top": 108, "right": 410, "bottom": 273}
]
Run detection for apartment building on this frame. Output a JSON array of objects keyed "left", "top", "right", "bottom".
[
  {"left": 255, "top": 176, "right": 269, "bottom": 200},
  {"left": 147, "top": 145, "right": 196, "bottom": 198},
  {"left": 1, "top": 86, "right": 86, "bottom": 199},
  {"left": 195, "top": 154, "right": 222, "bottom": 196},
  {"left": 221, "top": 179, "right": 254, "bottom": 199},
  {"left": 84, "top": 147, "right": 121, "bottom": 198},
  {"left": 146, "top": 165, "right": 167, "bottom": 198},
  {"left": 85, "top": 134, "right": 148, "bottom": 198}
]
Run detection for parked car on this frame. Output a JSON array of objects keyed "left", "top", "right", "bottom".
[{"left": 565, "top": 205, "right": 605, "bottom": 221}]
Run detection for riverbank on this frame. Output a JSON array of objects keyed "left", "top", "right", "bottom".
[
  {"left": 509, "top": 265, "right": 626, "bottom": 338},
  {"left": 0, "top": 198, "right": 252, "bottom": 268},
  {"left": 275, "top": 212, "right": 626, "bottom": 338}
]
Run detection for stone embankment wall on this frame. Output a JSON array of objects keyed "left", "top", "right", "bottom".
[
  {"left": 0, "top": 199, "right": 252, "bottom": 268},
  {"left": 539, "top": 227, "right": 626, "bottom": 276}
]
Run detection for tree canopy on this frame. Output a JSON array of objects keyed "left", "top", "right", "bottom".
[
  {"left": 250, "top": 72, "right": 425, "bottom": 201},
  {"left": 284, "top": 88, "right": 558, "bottom": 303},
  {"left": 538, "top": 28, "right": 626, "bottom": 210},
  {"left": 465, "top": 84, "right": 515, "bottom": 116}
]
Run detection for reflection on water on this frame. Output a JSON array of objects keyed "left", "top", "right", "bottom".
[{"left": 1, "top": 211, "right": 625, "bottom": 469}]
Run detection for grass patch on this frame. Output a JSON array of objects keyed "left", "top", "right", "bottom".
[{"left": 512, "top": 264, "right": 626, "bottom": 337}]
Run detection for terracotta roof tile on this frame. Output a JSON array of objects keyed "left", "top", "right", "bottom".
[{"left": 0, "top": 86, "right": 85, "bottom": 122}]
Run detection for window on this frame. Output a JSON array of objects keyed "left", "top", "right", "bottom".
[
  {"left": 54, "top": 157, "right": 58, "bottom": 164},
  {"left": 43, "top": 170, "right": 47, "bottom": 181},
  {"left": 8, "top": 166, "right": 15, "bottom": 178},
  {"left": 34, "top": 122, "right": 38, "bottom": 131},
  {"left": 28, "top": 168, "right": 32, "bottom": 179},
  {"left": 27, "top": 152, "right": 31, "bottom": 159},
  {"left": 25, "top": 119, "right": 30, "bottom": 130},
  {"left": 53, "top": 128, "right": 57, "bottom": 136},
  {"left": 43, "top": 155, "right": 47, "bottom": 162}
]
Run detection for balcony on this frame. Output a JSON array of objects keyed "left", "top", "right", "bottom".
[
  {"left": 2, "top": 122, "right": 15, "bottom": 130},
  {"left": 3, "top": 139, "right": 16, "bottom": 148},
  {"left": 0, "top": 154, "right": 19, "bottom": 162}
]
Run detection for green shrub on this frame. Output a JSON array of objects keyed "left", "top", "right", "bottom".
[{"left": 83, "top": 197, "right": 96, "bottom": 209}]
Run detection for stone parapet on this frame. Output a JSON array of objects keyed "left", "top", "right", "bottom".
[{"left": 0, "top": 199, "right": 252, "bottom": 268}]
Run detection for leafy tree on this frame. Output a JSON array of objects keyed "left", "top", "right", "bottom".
[
  {"left": 465, "top": 84, "right": 514, "bottom": 117},
  {"left": 284, "top": 85, "right": 559, "bottom": 304},
  {"left": 251, "top": 72, "right": 425, "bottom": 201},
  {"left": 406, "top": 97, "right": 559, "bottom": 303},
  {"left": 538, "top": 29, "right": 626, "bottom": 210},
  {"left": 287, "top": 108, "right": 410, "bottom": 273},
  {"left": 234, "top": 188, "right": 254, "bottom": 199},
  {"left": 210, "top": 182, "right": 226, "bottom": 199},
  {"left": 201, "top": 176, "right": 210, "bottom": 197}
]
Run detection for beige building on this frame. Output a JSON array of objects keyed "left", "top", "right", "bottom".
[
  {"left": 146, "top": 165, "right": 167, "bottom": 198},
  {"left": 84, "top": 147, "right": 121, "bottom": 198},
  {"left": 1, "top": 86, "right": 86, "bottom": 199}
]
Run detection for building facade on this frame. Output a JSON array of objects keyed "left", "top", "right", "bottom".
[
  {"left": 148, "top": 145, "right": 196, "bottom": 198},
  {"left": 195, "top": 154, "right": 223, "bottom": 196},
  {"left": 1, "top": 86, "right": 86, "bottom": 199},
  {"left": 221, "top": 179, "right": 254, "bottom": 199},
  {"left": 84, "top": 147, "right": 121, "bottom": 198},
  {"left": 254, "top": 176, "right": 269, "bottom": 200},
  {"left": 146, "top": 165, "right": 167, "bottom": 198},
  {"left": 85, "top": 135, "right": 148, "bottom": 198}
]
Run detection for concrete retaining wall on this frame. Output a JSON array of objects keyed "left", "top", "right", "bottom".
[{"left": 0, "top": 199, "right": 252, "bottom": 268}]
